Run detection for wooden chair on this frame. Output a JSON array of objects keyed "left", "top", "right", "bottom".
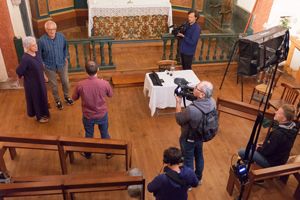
[
  {"left": 267, "top": 82, "right": 300, "bottom": 110},
  {"left": 226, "top": 155, "right": 300, "bottom": 200},
  {"left": 249, "top": 68, "right": 283, "bottom": 104},
  {"left": 157, "top": 60, "right": 177, "bottom": 72}
]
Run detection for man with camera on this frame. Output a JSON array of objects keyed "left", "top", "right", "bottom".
[
  {"left": 147, "top": 147, "right": 198, "bottom": 200},
  {"left": 177, "top": 9, "right": 201, "bottom": 70},
  {"left": 238, "top": 104, "right": 298, "bottom": 171},
  {"left": 175, "top": 81, "right": 216, "bottom": 185}
]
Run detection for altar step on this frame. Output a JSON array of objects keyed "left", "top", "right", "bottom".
[{"left": 112, "top": 74, "right": 145, "bottom": 88}]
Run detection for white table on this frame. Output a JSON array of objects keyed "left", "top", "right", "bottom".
[
  {"left": 88, "top": 2, "right": 173, "bottom": 37},
  {"left": 143, "top": 70, "right": 200, "bottom": 116}
]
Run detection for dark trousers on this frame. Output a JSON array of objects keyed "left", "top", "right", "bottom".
[{"left": 181, "top": 54, "right": 194, "bottom": 70}]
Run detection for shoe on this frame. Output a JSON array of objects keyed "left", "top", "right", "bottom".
[
  {"left": 64, "top": 97, "right": 74, "bottom": 105},
  {"left": 254, "top": 180, "right": 265, "bottom": 185},
  {"left": 56, "top": 101, "right": 63, "bottom": 110},
  {"left": 80, "top": 152, "right": 91, "bottom": 159},
  {"left": 188, "top": 187, "right": 192, "bottom": 191},
  {"left": 38, "top": 118, "right": 49, "bottom": 123},
  {"left": 198, "top": 179, "right": 202, "bottom": 185},
  {"left": 106, "top": 154, "right": 114, "bottom": 159}
]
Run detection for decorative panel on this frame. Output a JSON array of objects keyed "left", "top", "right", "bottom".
[
  {"left": 170, "top": 0, "right": 192, "bottom": 8},
  {"left": 93, "top": 15, "right": 168, "bottom": 40},
  {"left": 37, "top": 0, "right": 48, "bottom": 16},
  {"left": 195, "top": 0, "right": 204, "bottom": 12},
  {"left": 48, "top": 0, "right": 74, "bottom": 11}
]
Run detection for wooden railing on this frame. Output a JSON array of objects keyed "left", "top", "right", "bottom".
[
  {"left": 66, "top": 36, "right": 116, "bottom": 72},
  {"left": 65, "top": 33, "right": 239, "bottom": 73},
  {"left": 161, "top": 33, "right": 239, "bottom": 64}
]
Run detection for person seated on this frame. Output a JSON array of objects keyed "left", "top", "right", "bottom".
[
  {"left": 127, "top": 168, "right": 143, "bottom": 199},
  {"left": 147, "top": 147, "right": 198, "bottom": 200},
  {"left": 238, "top": 104, "right": 298, "bottom": 173}
]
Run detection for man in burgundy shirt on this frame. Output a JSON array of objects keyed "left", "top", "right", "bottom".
[{"left": 72, "top": 60, "right": 113, "bottom": 159}]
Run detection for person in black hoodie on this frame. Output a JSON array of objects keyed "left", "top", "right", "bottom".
[
  {"left": 147, "top": 147, "right": 198, "bottom": 200},
  {"left": 238, "top": 104, "right": 298, "bottom": 168}
]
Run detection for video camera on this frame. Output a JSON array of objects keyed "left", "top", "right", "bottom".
[
  {"left": 169, "top": 22, "right": 187, "bottom": 36},
  {"left": 174, "top": 78, "right": 197, "bottom": 102}
]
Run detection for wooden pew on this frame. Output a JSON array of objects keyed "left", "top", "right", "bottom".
[
  {"left": 0, "top": 171, "right": 145, "bottom": 200},
  {"left": 0, "top": 134, "right": 132, "bottom": 175},
  {"left": 216, "top": 96, "right": 275, "bottom": 134},
  {"left": 226, "top": 155, "right": 300, "bottom": 200}
]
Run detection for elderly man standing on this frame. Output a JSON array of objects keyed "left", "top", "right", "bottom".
[
  {"left": 37, "top": 20, "right": 73, "bottom": 110},
  {"left": 175, "top": 81, "right": 216, "bottom": 187}
]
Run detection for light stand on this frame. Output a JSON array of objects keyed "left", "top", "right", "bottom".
[{"left": 234, "top": 50, "right": 281, "bottom": 200}]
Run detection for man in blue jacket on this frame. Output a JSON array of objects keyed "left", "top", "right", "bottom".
[
  {"left": 177, "top": 9, "right": 201, "bottom": 70},
  {"left": 148, "top": 147, "right": 198, "bottom": 200}
]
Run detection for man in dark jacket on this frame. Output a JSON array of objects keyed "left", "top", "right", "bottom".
[
  {"left": 238, "top": 104, "right": 298, "bottom": 168},
  {"left": 175, "top": 81, "right": 216, "bottom": 185},
  {"left": 147, "top": 147, "right": 198, "bottom": 200},
  {"left": 177, "top": 9, "right": 201, "bottom": 70}
]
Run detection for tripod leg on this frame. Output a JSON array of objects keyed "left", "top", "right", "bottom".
[{"left": 219, "top": 40, "right": 239, "bottom": 90}]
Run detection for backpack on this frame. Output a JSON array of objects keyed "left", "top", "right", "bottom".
[{"left": 189, "top": 104, "right": 219, "bottom": 142}]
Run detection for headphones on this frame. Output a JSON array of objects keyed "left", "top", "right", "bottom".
[{"left": 163, "top": 147, "right": 184, "bottom": 165}]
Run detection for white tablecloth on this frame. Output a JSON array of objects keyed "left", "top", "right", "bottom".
[
  {"left": 143, "top": 70, "right": 200, "bottom": 116},
  {"left": 88, "top": 3, "right": 173, "bottom": 37}
]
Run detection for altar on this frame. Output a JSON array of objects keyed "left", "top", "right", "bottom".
[{"left": 88, "top": 0, "right": 172, "bottom": 40}]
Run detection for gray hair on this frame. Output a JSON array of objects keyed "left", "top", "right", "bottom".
[
  {"left": 23, "top": 36, "right": 36, "bottom": 49},
  {"left": 44, "top": 20, "right": 57, "bottom": 29},
  {"left": 127, "top": 168, "right": 143, "bottom": 199},
  {"left": 201, "top": 81, "right": 214, "bottom": 98}
]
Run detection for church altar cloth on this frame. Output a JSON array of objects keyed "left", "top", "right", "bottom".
[
  {"left": 88, "top": 3, "right": 173, "bottom": 39},
  {"left": 143, "top": 70, "right": 200, "bottom": 116}
]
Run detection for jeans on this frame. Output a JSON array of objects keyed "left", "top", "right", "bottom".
[
  {"left": 82, "top": 112, "right": 110, "bottom": 157},
  {"left": 179, "top": 136, "right": 204, "bottom": 181},
  {"left": 238, "top": 148, "right": 271, "bottom": 168}
]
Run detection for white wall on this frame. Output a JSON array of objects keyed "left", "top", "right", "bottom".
[
  {"left": 237, "top": 0, "right": 256, "bottom": 13},
  {"left": 0, "top": 48, "right": 8, "bottom": 82},
  {"left": 266, "top": 0, "right": 300, "bottom": 71}
]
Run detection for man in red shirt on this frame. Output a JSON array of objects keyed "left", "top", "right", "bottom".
[{"left": 72, "top": 60, "right": 113, "bottom": 159}]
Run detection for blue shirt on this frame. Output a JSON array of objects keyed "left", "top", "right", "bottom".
[
  {"left": 37, "top": 32, "right": 69, "bottom": 70},
  {"left": 179, "top": 22, "right": 201, "bottom": 55}
]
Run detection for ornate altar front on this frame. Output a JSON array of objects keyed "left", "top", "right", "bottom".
[{"left": 88, "top": 0, "right": 172, "bottom": 40}]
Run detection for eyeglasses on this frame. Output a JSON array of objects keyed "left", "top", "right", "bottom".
[{"left": 194, "top": 85, "right": 203, "bottom": 93}]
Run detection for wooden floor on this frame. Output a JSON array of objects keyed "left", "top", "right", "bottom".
[
  {"left": 1, "top": 71, "right": 300, "bottom": 200},
  {"left": 1, "top": 27, "right": 300, "bottom": 199}
]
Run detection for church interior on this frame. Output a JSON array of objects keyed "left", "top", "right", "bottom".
[{"left": 1, "top": 0, "right": 300, "bottom": 199}]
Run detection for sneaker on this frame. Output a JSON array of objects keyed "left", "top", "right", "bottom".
[
  {"left": 254, "top": 180, "right": 265, "bottom": 185},
  {"left": 64, "top": 97, "right": 74, "bottom": 105},
  {"left": 198, "top": 179, "right": 202, "bottom": 185},
  {"left": 56, "top": 101, "right": 63, "bottom": 110},
  {"left": 188, "top": 187, "right": 192, "bottom": 191}
]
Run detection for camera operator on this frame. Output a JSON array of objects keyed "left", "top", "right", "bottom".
[
  {"left": 238, "top": 104, "right": 298, "bottom": 184},
  {"left": 175, "top": 81, "right": 215, "bottom": 186},
  {"left": 147, "top": 147, "right": 198, "bottom": 200},
  {"left": 177, "top": 9, "right": 201, "bottom": 70}
]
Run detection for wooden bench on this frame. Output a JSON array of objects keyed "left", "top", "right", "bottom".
[
  {"left": 226, "top": 155, "right": 300, "bottom": 200},
  {"left": 0, "top": 134, "right": 132, "bottom": 175},
  {"left": 216, "top": 96, "right": 275, "bottom": 134},
  {"left": 0, "top": 171, "right": 145, "bottom": 200},
  {"left": 112, "top": 74, "right": 145, "bottom": 88}
]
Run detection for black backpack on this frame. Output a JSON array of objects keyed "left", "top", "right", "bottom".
[{"left": 189, "top": 104, "right": 219, "bottom": 142}]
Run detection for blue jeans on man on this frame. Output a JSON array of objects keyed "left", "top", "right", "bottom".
[
  {"left": 180, "top": 136, "right": 204, "bottom": 181},
  {"left": 238, "top": 148, "right": 271, "bottom": 168},
  {"left": 82, "top": 112, "right": 110, "bottom": 157}
]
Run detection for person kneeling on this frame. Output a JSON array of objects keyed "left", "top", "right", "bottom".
[{"left": 147, "top": 147, "right": 198, "bottom": 200}]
